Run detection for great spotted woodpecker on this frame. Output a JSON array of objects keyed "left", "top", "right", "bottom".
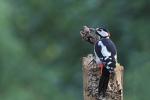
[{"left": 94, "top": 27, "right": 117, "bottom": 97}]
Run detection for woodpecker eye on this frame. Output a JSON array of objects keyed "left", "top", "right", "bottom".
[
  {"left": 96, "top": 28, "right": 101, "bottom": 31},
  {"left": 97, "top": 28, "right": 101, "bottom": 31},
  {"left": 103, "top": 29, "right": 108, "bottom": 32},
  {"left": 99, "top": 29, "right": 102, "bottom": 32}
]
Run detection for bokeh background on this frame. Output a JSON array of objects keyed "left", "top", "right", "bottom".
[{"left": 0, "top": 0, "right": 150, "bottom": 100}]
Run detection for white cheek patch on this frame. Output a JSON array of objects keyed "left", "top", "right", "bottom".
[
  {"left": 97, "top": 30, "right": 109, "bottom": 37},
  {"left": 98, "top": 41, "right": 111, "bottom": 57}
]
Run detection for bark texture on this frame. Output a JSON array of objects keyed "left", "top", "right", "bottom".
[{"left": 82, "top": 54, "right": 124, "bottom": 100}]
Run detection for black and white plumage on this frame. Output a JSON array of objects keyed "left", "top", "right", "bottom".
[
  {"left": 95, "top": 27, "right": 110, "bottom": 38},
  {"left": 94, "top": 28, "right": 117, "bottom": 97}
]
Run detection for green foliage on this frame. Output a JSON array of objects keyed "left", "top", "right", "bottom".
[{"left": 0, "top": 0, "right": 150, "bottom": 100}]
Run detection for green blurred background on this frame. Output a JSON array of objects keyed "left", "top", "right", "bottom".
[{"left": 0, "top": 0, "right": 150, "bottom": 100}]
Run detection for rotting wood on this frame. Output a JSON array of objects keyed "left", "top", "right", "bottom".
[{"left": 82, "top": 54, "right": 124, "bottom": 100}]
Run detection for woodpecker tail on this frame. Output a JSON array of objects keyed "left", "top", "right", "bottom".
[{"left": 98, "top": 67, "right": 110, "bottom": 97}]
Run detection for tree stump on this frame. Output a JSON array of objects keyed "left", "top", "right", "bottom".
[{"left": 82, "top": 54, "right": 124, "bottom": 100}]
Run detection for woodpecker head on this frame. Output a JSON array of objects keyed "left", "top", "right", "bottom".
[{"left": 95, "top": 27, "right": 110, "bottom": 38}]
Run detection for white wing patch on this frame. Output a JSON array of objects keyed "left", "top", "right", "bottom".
[{"left": 98, "top": 41, "right": 111, "bottom": 57}]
